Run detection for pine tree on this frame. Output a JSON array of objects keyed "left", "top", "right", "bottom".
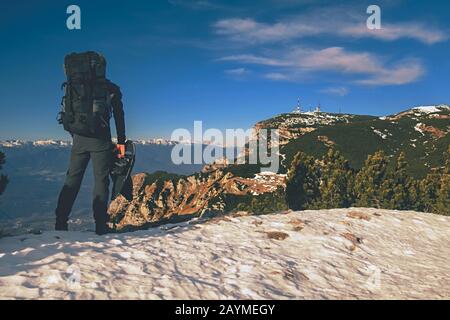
[
  {"left": 407, "top": 179, "right": 422, "bottom": 211},
  {"left": 435, "top": 146, "right": 449, "bottom": 215},
  {"left": 420, "top": 168, "right": 442, "bottom": 213},
  {"left": 286, "top": 152, "right": 320, "bottom": 210},
  {"left": 353, "top": 150, "right": 389, "bottom": 208},
  {"left": 435, "top": 175, "right": 449, "bottom": 215},
  {"left": 312, "top": 148, "right": 355, "bottom": 209},
  {"left": 419, "top": 145, "right": 449, "bottom": 215},
  {"left": 384, "top": 152, "right": 414, "bottom": 210},
  {"left": 0, "top": 151, "right": 8, "bottom": 196}
]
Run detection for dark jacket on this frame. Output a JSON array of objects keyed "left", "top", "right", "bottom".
[{"left": 73, "top": 80, "right": 126, "bottom": 152}]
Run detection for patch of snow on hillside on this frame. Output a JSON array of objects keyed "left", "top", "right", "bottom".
[
  {"left": 372, "top": 129, "right": 388, "bottom": 139},
  {"left": 414, "top": 123, "right": 425, "bottom": 135}
]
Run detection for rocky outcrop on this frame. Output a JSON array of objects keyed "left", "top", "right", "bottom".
[
  {"left": 317, "top": 135, "right": 335, "bottom": 147},
  {"left": 108, "top": 170, "right": 286, "bottom": 230},
  {"left": 253, "top": 122, "right": 316, "bottom": 145},
  {"left": 414, "top": 123, "right": 448, "bottom": 139}
]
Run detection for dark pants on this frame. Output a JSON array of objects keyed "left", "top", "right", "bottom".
[{"left": 55, "top": 145, "right": 113, "bottom": 227}]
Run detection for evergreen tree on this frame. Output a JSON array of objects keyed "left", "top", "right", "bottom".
[
  {"left": 420, "top": 168, "right": 442, "bottom": 213},
  {"left": 286, "top": 152, "right": 320, "bottom": 210},
  {"left": 383, "top": 152, "right": 414, "bottom": 210},
  {"left": 285, "top": 147, "right": 447, "bottom": 214},
  {"left": 312, "top": 148, "right": 355, "bottom": 209},
  {"left": 419, "top": 145, "right": 449, "bottom": 215},
  {"left": 0, "top": 151, "right": 8, "bottom": 196},
  {"left": 435, "top": 146, "right": 449, "bottom": 215},
  {"left": 353, "top": 150, "right": 389, "bottom": 208},
  {"left": 435, "top": 174, "right": 449, "bottom": 215},
  {"left": 407, "top": 179, "right": 422, "bottom": 211}
]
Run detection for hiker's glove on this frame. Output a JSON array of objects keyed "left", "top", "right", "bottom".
[{"left": 116, "top": 144, "right": 126, "bottom": 159}]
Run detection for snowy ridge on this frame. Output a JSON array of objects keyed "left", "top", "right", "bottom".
[
  {"left": 377, "top": 104, "right": 449, "bottom": 120},
  {"left": 0, "top": 139, "right": 180, "bottom": 148},
  {"left": 33, "top": 140, "right": 71, "bottom": 147},
  {"left": 0, "top": 139, "right": 230, "bottom": 148},
  {"left": 134, "top": 139, "right": 178, "bottom": 146},
  {"left": 261, "top": 112, "right": 353, "bottom": 129},
  {"left": 411, "top": 104, "right": 449, "bottom": 113},
  {"left": 0, "top": 140, "right": 72, "bottom": 148},
  {"left": 0, "top": 140, "right": 69, "bottom": 148},
  {"left": 1, "top": 208, "right": 449, "bottom": 299}
]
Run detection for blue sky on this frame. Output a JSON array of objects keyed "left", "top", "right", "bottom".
[{"left": 0, "top": 0, "right": 449, "bottom": 140}]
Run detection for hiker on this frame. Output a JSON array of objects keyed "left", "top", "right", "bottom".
[{"left": 55, "top": 52, "right": 126, "bottom": 235}]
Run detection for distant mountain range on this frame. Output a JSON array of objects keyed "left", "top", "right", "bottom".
[
  {"left": 0, "top": 137, "right": 237, "bottom": 148},
  {"left": 0, "top": 138, "right": 179, "bottom": 148},
  {"left": 1, "top": 104, "right": 448, "bottom": 233},
  {"left": 0, "top": 140, "right": 231, "bottom": 224}
]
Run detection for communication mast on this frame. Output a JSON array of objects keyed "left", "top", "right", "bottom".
[{"left": 292, "top": 98, "right": 301, "bottom": 114}]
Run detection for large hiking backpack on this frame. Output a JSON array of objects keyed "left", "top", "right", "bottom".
[{"left": 58, "top": 51, "right": 111, "bottom": 137}]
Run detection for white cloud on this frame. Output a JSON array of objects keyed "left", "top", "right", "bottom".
[
  {"left": 213, "top": 6, "right": 435, "bottom": 86},
  {"left": 213, "top": 12, "right": 448, "bottom": 45},
  {"left": 341, "top": 23, "right": 447, "bottom": 45},
  {"left": 219, "top": 54, "right": 288, "bottom": 67},
  {"left": 320, "top": 86, "right": 349, "bottom": 96},
  {"left": 264, "top": 72, "right": 291, "bottom": 81},
  {"left": 214, "top": 18, "right": 322, "bottom": 44},
  {"left": 219, "top": 46, "right": 425, "bottom": 86},
  {"left": 289, "top": 47, "right": 381, "bottom": 74},
  {"left": 224, "top": 68, "right": 249, "bottom": 76},
  {"left": 356, "top": 60, "right": 425, "bottom": 85}
]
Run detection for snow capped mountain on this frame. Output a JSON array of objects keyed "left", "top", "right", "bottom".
[
  {"left": 0, "top": 140, "right": 71, "bottom": 148},
  {"left": 388, "top": 104, "right": 450, "bottom": 119},
  {"left": 32, "top": 140, "right": 72, "bottom": 147},
  {"left": 135, "top": 139, "right": 178, "bottom": 146},
  {"left": 411, "top": 104, "right": 450, "bottom": 113},
  {"left": 0, "top": 139, "right": 180, "bottom": 148},
  {"left": 0, "top": 138, "right": 238, "bottom": 149},
  {"left": 0, "top": 140, "right": 26, "bottom": 148}
]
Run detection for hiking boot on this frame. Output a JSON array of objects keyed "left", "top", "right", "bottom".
[
  {"left": 95, "top": 224, "right": 114, "bottom": 235},
  {"left": 55, "top": 221, "right": 68, "bottom": 231}
]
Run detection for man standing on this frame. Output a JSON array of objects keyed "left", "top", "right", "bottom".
[{"left": 55, "top": 52, "right": 126, "bottom": 235}]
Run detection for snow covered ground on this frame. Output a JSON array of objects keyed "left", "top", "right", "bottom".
[{"left": 1, "top": 208, "right": 449, "bottom": 300}]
